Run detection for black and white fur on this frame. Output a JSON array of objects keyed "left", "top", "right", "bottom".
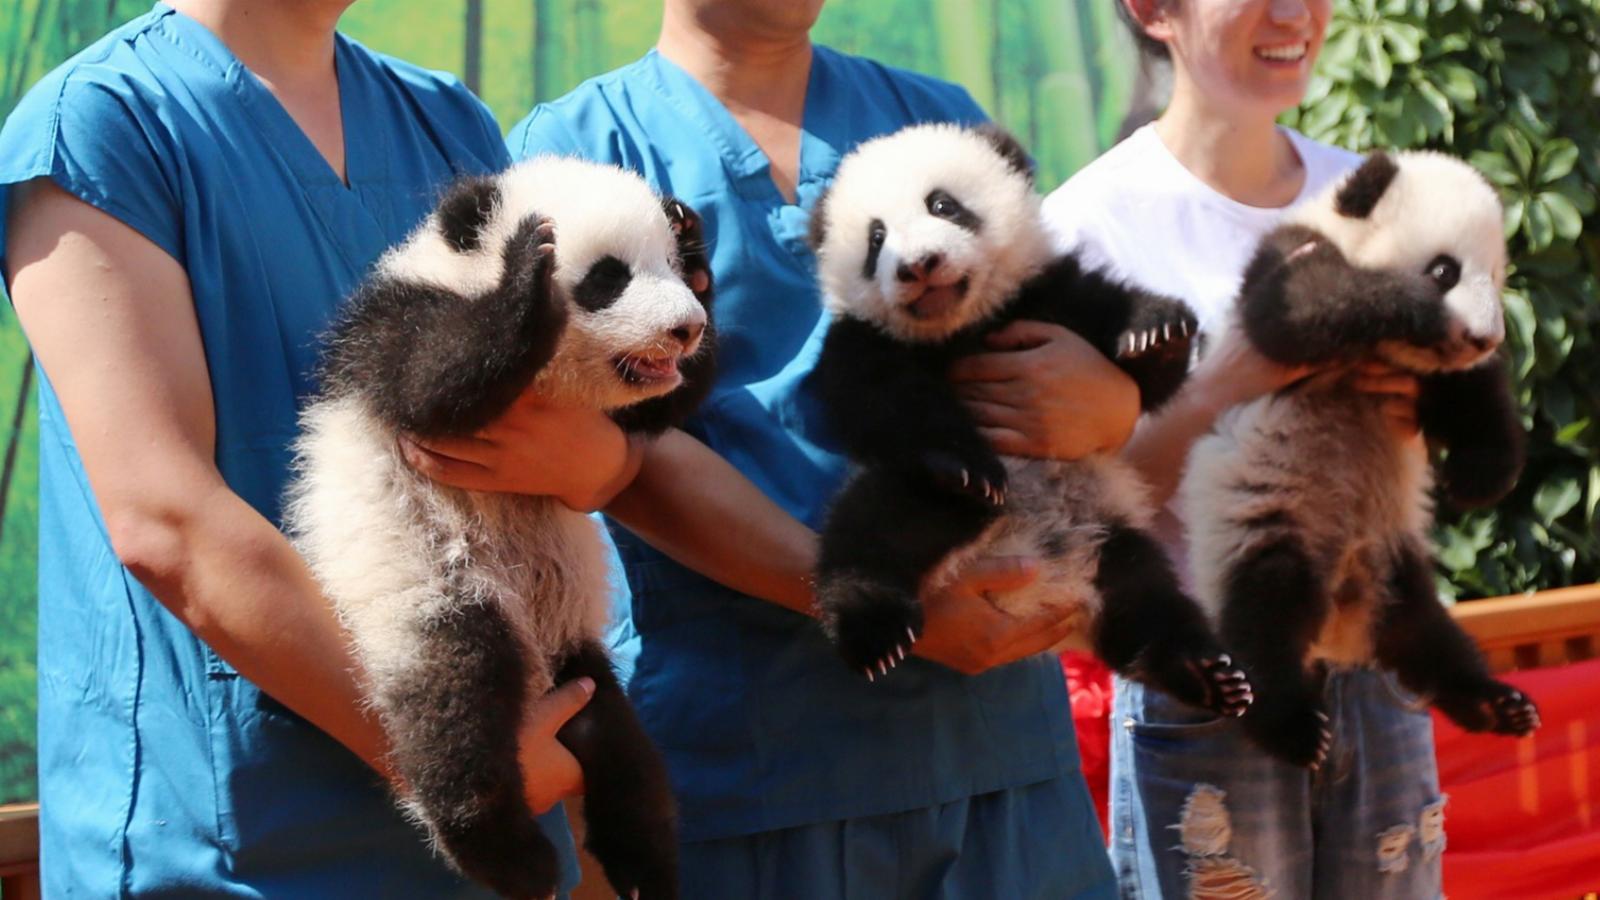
[
  {"left": 285, "top": 157, "right": 715, "bottom": 899},
  {"left": 1184, "top": 151, "right": 1540, "bottom": 770},
  {"left": 807, "top": 123, "right": 1250, "bottom": 719}
]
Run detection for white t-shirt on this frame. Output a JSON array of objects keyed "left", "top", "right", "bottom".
[{"left": 1041, "top": 124, "right": 1360, "bottom": 335}]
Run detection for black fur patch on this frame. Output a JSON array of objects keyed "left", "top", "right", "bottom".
[
  {"left": 1335, "top": 152, "right": 1399, "bottom": 219},
  {"left": 323, "top": 215, "right": 566, "bottom": 436},
  {"left": 863, "top": 218, "right": 887, "bottom": 279},
  {"left": 437, "top": 176, "right": 501, "bottom": 253},
  {"left": 573, "top": 255, "right": 633, "bottom": 312},
  {"left": 973, "top": 123, "right": 1036, "bottom": 183},
  {"left": 555, "top": 641, "right": 679, "bottom": 898},
  {"left": 926, "top": 189, "right": 983, "bottom": 233},
  {"left": 383, "top": 600, "right": 560, "bottom": 897},
  {"left": 807, "top": 184, "right": 833, "bottom": 250},
  {"left": 1238, "top": 223, "right": 1446, "bottom": 366},
  {"left": 1418, "top": 353, "right": 1526, "bottom": 508}
]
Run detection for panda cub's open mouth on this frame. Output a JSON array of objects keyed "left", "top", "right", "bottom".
[
  {"left": 614, "top": 350, "right": 684, "bottom": 387},
  {"left": 903, "top": 276, "right": 971, "bottom": 321}
]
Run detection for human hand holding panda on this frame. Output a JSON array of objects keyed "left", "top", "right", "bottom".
[
  {"left": 285, "top": 158, "right": 716, "bottom": 899},
  {"left": 805, "top": 123, "right": 1252, "bottom": 721},
  {"left": 1182, "top": 150, "right": 1540, "bottom": 770}
]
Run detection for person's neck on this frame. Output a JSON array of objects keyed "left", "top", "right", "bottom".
[
  {"left": 1154, "top": 80, "right": 1304, "bottom": 209},
  {"left": 166, "top": 0, "right": 343, "bottom": 91},
  {"left": 656, "top": 9, "right": 812, "bottom": 119}
]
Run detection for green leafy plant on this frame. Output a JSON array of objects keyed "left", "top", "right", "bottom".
[{"left": 1284, "top": 0, "right": 1600, "bottom": 599}]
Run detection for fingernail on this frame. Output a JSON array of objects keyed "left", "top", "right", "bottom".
[{"left": 576, "top": 677, "right": 595, "bottom": 697}]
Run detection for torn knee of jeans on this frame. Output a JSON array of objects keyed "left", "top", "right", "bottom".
[
  {"left": 1419, "top": 795, "right": 1448, "bottom": 862},
  {"left": 1186, "top": 856, "right": 1271, "bottom": 900},
  {"left": 1176, "top": 784, "right": 1232, "bottom": 857},
  {"left": 1376, "top": 824, "right": 1415, "bottom": 874}
]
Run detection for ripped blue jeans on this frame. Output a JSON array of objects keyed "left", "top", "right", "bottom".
[{"left": 1110, "top": 668, "right": 1445, "bottom": 899}]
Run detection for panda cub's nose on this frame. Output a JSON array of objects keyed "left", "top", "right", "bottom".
[
  {"left": 671, "top": 319, "right": 705, "bottom": 350},
  {"left": 896, "top": 253, "right": 943, "bottom": 283}
]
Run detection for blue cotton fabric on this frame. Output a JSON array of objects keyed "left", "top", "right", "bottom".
[
  {"left": 0, "top": 5, "right": 579, "bottom": 895},
  {"left": 509, "top": 50, "right": 1106, "bottom": 892}
]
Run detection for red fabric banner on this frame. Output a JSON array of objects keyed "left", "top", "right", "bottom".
[{"left": 1063, "top": 655, "right": 1600, "bottom": 896}]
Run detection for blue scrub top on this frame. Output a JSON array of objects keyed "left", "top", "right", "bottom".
[
  {"left": 509, "top": 47, "right": 1083, "bottom": 842},
  {"left": 0, "top": 5, "right": 579, "bottom": 895}
]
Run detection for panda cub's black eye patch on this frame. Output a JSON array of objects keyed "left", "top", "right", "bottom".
[
  {"left": 864, "top": 219, "right": 887, "bottom": 279},
  {"left": 573, "top": 255, "right": 633, "bottom": 311},
  {"left": 925, "top": 189, "right": 982, "bottom": 232},
  {"left": 1426, "top": 255, "right": 1461, "bottom": 292}
]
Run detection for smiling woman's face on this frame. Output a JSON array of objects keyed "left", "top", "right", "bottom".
[{"left": 1155, "top": 0, "right": 1332, "bottom": 116}]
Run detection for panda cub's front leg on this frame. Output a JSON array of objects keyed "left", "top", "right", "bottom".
[{"left": 1091, "top": 526, "right": 1253, "bottom": 719}]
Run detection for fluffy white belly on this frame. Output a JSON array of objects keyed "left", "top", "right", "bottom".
[
  {"left": 1181, "top": 387, "right": 1432, "bottom": 664},
  {"left": 932, "top": 454, "right": 1152, "bottom": 633},
  {"left": 285, "top": 396, "right": 610, "bottom": 694}
]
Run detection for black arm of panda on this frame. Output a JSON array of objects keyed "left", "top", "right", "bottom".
[
  {"left": 1010, "top": 256, "right": 1197, "bottom": 412},
  {"left": 812, "top": 317, "right": 1008, "bottom": 503},
  {"left": 1417, "top": 353, "right": 1526, "bottom": 508},
  {"left": 1238, "top": 224, "right": 1440, "bottom": 368},
  {"left": 321, "top": 206, "right": 567, "bottom": 437}
]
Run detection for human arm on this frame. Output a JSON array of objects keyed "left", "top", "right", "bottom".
[{"left": 6, "top": 180, "right": 586, "bottom": 810}]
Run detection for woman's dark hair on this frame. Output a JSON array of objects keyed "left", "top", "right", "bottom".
[{"left": 1115, "top": 0, "right": 1172, "bottom": 61}]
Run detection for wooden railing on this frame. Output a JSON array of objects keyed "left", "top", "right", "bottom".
[
  {"left": 1451, "top": 582, "right": 1600, "bottom": 674},
  {"left": 2, "top": 583, "right": 1597, "bottom": 894},
  {"left": 0, "top": 802, "right": 40, "bottom": 900}
]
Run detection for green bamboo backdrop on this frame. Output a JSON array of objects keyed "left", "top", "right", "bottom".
[{"left": 0, "top": 0, "right": 1139, "bottom": 806}]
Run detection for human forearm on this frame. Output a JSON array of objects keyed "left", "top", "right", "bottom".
[
  {"left": 606, "top": 429, "right": 817, "bottom": 615},
  {"left": 107, "top": 478, "right": 393, "bottom": 775}
]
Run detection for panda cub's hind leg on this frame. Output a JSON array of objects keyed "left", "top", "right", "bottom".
[
  {"left": 1376, "top": 540, "right": 1540, "bottom": 736},
  {"left": 554, "top": 640, "right": 679, "bottom": 900},
  {"left": 1091, "top": 525, "right": 1252, "bottom": 718},
  {"left": 381, "top": 597, "right": 562, "bottom": 899},
  {"left": 816, "top": 468, "right": 998, "bottom": 678},
  {"left": 1219, "top": 538, "right": 1336, "bottom": 769}
]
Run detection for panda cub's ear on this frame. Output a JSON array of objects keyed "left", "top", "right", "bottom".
[
  {"left": 1335, "top": 152, "right": 1399, "bottom": 219},
  {"left": 436, "top": 175, "right": 502, "bottom": 253},
  {"left": 973, "top": 123, "right": 1036, "bottom": 184},
  {"left": 807, "top": 184, "right": 833, "bottom": 251},
  {"left": 662, "top": 196, "right": 713, "bottom": 299}
]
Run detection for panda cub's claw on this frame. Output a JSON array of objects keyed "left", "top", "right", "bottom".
[
  {"left": 920, "top": 448, "right": 1007, "bottom": 508},
  {"left": 1491, "top": 689, "right": 1541, "bottom": 736},
  {"left": 1116, "top": 298, "right": 1199, "bottom": 361},
  {"left": 1195, "top": 654, "right": 1253, "bottom": 718}
]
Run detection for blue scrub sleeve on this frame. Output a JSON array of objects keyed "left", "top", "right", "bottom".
[{"left": 0, "top": 73, "right": 185, "bottom": 281}]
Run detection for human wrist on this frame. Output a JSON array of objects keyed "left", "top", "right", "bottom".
[{"left": 563, "top": 426, "right": 641, "bottom": 512}]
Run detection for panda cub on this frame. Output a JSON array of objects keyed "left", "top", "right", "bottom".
[
  {"left": 285, "top": 157, "right": 715, "bottom": 900},
  {"left": 1183, "top": 150, "right": 1541, "bottom": 769},
  {"left": 807, "top": 123, "right": 1251, "bottom": 720}
]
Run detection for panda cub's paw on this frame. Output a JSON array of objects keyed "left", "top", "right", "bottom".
[
  {"left": 919, "top": 447, "right": 1008, "bottom": 507},
  {"left": 1116, "top": 296, "right": 1197, "bottom": 360},
  {"left": 1191, "top": 654, "right": 1253, "bottom": 718},
  {"left": 817, "top": 575, "right": 924, "bottom": 681},
  {"left": 1437, "top": 680, "right": 1541, "bottom": 736}
]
